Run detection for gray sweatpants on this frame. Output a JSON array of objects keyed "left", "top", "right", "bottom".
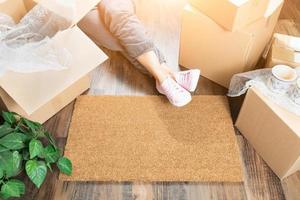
[{"left": 78, "top": 0, "right": 166, "bottom": 74}]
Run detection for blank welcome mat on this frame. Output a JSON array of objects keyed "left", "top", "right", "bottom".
[{"left": 60, "top": 95, "right": 243, "bottom": 182}]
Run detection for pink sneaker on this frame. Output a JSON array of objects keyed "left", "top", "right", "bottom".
[
  {"left": 156, "top": 77, "right": 192, "bottom": 107},
  {"left": 175, "top": 69, "right": 201, "bottom": 92}
]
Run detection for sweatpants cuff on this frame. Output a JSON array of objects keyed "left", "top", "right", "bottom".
[{"left": 127, "top": 40, "right": 155, "bottom": 58}]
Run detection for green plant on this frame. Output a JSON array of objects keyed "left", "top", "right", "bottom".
[{"left": 0, "top": 112, "right": 72, "bottom": 199}]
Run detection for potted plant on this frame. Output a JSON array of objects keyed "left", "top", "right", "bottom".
[{"left": 0, "top": 112, "right": 72, "bottom": 199}]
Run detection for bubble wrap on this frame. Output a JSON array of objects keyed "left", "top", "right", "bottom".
[
  {"left": 0, "top": 3, "right": 73, "bottom": 76},
  {"left": 228, "top": 67, "right": 300, "bottom": 116}
]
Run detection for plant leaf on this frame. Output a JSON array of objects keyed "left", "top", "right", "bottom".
[
  {"left": 44, "top": 145, "right": 60, "bottom": 163},
  {"left": 15, "top": 120, "right": 29, "bottom": 134},
  {"left": 2, "top": 112, "right": 16, "bottom": 125},
  {"left": 22, "top": 118, "right": 39, "bottom": 131},
  {"left": 0, "top": 124, "right": 14, "bottom": 138},
  {"left": 44, "top": 132, "right": 57, "bottom": 148},
  {"left": 0, "top": 151, "right": 22, "bottom": 178},
  {"left": 0, "top": 165, "right": 3, "bottom": 179},
  {"left": 0, "top": 132, "right": 27, "bottom": 150},
  {"left": 0, "top": 145, "right": 9, "bottom": 153},
  {"left": 0, "top": 189, "right": 11, "bottom": 199},
  {"left": 46, "top": 162, "right": 53, "bottom": 172},
  {"left": 10, "top": 151, "right": 22, "bottom": 178},
  {"left": 22, "top": 150, "right": 30, "bottom": 161},
  {"left": 21, "top": 118, "right": 45, "bottom": 138},
  {"left": 25, "top": 160, "right": 47, "bottom": 188},
  {"left": 0, "top": 179, "right": 25, "bottom": 199},
  {"left": 29, "top": 139, "right": 43, "bottom": 159},
  {"left": 57, "top": 157, "right": 72, "bottom": 176}
]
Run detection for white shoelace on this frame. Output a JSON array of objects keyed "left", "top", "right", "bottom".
[
  {"left": 163, "top": 78, "right": 186, "bottom": 101},
  {"left": 178, "top": 72, "right": 191, "bottom": 87}
]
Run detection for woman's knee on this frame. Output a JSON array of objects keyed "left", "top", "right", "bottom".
[{"left": 98, "top": 0, "right": 135, "bottom": 17}]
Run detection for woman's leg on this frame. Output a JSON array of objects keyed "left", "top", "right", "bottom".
[
  {"left": 78, "top": 8, "right": 124, "bottom": 52},
  {"left": 94, "top": 0, "right": 199, "bottom": 106},
  {"left": 98, "top": 0, "right": 173, "bottom": 83},
  {"left": 79, "top": 8, "right": 168, "bottom": 78}
]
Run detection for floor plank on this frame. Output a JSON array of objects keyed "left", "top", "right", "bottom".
[
  {"left": 282, "top": 172, "right": 300, "bottom": 200},
  {"left": 280, "top": 0, "right": 300, "bottom": 24},
  {"left": 237, "top": 136, "right": 285, "bottom": 200}
]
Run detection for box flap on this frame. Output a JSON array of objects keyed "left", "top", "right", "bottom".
[
  {"left": 272, "top": 45, "right": 300, "bottom": 64},
  {"left": 0, "top": 26, "right": 108, "bottom": 115},
  {"left": 242, "top": 0, "right": 283, "bottom": 69},
  {"left": 264, "top": 0, "right": 283, "bottom": 17},
  {"left": 23, "top": 0, "right": 37, "bottom": 11},
  {"left": 274, "top": 33, "right": 300, "bottom": 51},
  {"left": 0, "top": 0, "right": 27, "bottom": 22},
  {"left": 229, "top": 0, "right": 248, "bottom": 7},
  {"left": 35, "top": 0, "right": 101, "bottom": 26},
  {"left": 283, "top": 156, "right": 300, "bottom": 179}
]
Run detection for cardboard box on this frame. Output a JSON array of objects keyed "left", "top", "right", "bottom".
[
  {"left": 0, "top": 26, "right": 108, "bottom": 115},
  {"left": 236, "top": 88, "right": 300, "bottom": 179},
  {"left": 266, "top": 34, "right": 300, "bottom": 68},
  {"left": 0, "top": 0, "right": 108, "bottom": 123},
  {"left": 188, "top": 0, "right": 270, "bottom": 31},
  {"left": 0, "top": 75, "right": 90, "bottom": 123},
  {"left": 179, "top": 0, "right": 283, "bottom": 88}
]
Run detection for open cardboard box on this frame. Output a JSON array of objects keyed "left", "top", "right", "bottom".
[
  {"left": 0, "top": 0, "right": 108, "bottom": 123},
  {"left": 179, "top": 0, "right": 283, "bottom": 88},
  {"left": 266, "top": 34, "right": 300, "bottom": 68},
  {"left": 188, "top": 0, "right": 270, "bottom": 31},
  {"left": 236, "top": 88, "right": 300, "bottom": 179}
]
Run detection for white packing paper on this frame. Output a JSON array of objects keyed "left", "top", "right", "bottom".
[
  {"left": 228, "top": 67, "right": 300, "bottom": 116},
  {"left": 0, "top": 3, "right": 73, "bottom": 76}
]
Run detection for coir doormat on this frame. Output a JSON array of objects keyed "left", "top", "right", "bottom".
[{"left": 60, "top": 95, "right": 243, "bottom": 182}]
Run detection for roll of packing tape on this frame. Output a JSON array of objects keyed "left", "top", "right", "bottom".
[
  {"left": 289, "top": 78, "right": 300, "bottom": 105},
  {"left": 267, "top": 65, "right": 298, "bottom": 94}
]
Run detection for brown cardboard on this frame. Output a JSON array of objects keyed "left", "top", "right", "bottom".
[
  {"left": 23, "top": 0, "right": 36, "bottom": 11},
  {"left": 0, "top": 1, "right": 108, "bottom": 121},
  {"left": 35, "top": 0, "right": 101, "bottom": 27},
  {"left": 60, "top": 95, "right": 243, "bottom": 182},
  {"left": 266, "top": 34, "right": 300, "bottom": 68},
  {"left": 266, "top": 45, "right": 300, "bottom": 68},
  {"left": 179, "top": 0, "right": 283, "bottom": 88},
  {"left": 0, "top": 26, "right": 108, "bottom": 115},
  {"left": 0, "top": 0, "right": 27, "bottom": 22},
  {"left": 0, "top": 75, "right": 90, "bottom": 123},
  {"left": 188, "top": 0, "right": 270, "bottom": 31},
  {"left": 236, "top": 88, "right": 300, "bottom": 179}
]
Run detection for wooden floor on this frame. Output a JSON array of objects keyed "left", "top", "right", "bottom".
[{"left": 17, "top": 0, "right": 300, "bottom": 199}]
